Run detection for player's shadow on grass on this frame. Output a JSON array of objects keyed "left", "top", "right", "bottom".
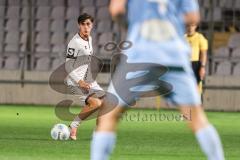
[
  {"left": 0, "top": 137, "right": 51, "bottom": 141},
  {"left": 0, "top": 137, "right": 92, "bottom": 141}
]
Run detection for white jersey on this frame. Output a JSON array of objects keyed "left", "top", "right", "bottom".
[{"left": 65, "top": 33, "right": 102, "bottom": 92}]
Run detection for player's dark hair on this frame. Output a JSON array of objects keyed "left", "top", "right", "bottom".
[{"left": 78, "top": 13, "right": 94, "bottom": 24}]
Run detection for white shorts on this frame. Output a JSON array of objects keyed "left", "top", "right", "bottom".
[{"left": 68, "top": 82, "right": 105, "bottom": 104}]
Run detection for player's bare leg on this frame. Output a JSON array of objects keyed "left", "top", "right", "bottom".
[
  {"left": 96, "top": 105, "right": 125, "bottom": 132},
  {"left": 180, "top": 105, "right": 208, "bottom": 132},
  {"left": 91, "top": 102, "right": 125, "bottom": 160},
  {"left": 69, "top": 97, "right": 102, "bottom": 140},
  {"left": 180, "top": 106, "right": 225, "bottom": 160},
  {"left": 91, "top": 104, "right": 224, "bottom": 160}
]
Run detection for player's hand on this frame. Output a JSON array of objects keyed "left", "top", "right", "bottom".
[
  {"left": 109, "top": 0, "right": 126, "bottom": 19},
  {"left": 78, "top": 80, "right": 91, "bottom": 90},
  {"left": 199, "top": 67, "right": 206, "bottom": 80}
]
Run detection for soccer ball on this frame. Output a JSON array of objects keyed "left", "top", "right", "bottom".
[{"left": 50, "top": 123, "right": 70, "bottom": 140}]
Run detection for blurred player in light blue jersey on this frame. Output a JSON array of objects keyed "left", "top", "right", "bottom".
[{"left": 90, "top": 0, "right": 225, "bottom": 160}]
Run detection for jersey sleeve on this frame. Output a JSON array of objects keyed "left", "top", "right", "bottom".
[
  {"left": 65, "top": 41, "right": 88, "bottom": 83},
  {"left": 199, "top": 34, "right": 208, "bottom": 51},
  {"left": 180, "top": 0, "right": 199, "bottom": 14}
]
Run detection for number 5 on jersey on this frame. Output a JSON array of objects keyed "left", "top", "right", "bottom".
[{"left": 67, "top": 48, "right": 76, "bottom": 59}]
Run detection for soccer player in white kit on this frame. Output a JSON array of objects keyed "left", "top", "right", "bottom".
[
  {"left": 65, "top": 13, "right": 105, "bottom": 140},
  {"left": 90, "top": 0, "right": 225, "bottom": 160}
]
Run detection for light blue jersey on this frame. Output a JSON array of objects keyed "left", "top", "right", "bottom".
[
  {"left": 125, "top": 0, "right": 199, "bottom": 68},
  {"left": 108, "top": 0, "right": 201, "bottom": 106}
]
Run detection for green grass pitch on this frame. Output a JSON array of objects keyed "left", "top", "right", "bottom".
[{"left": 0, "top": 105, "right": 239, "bottom": 160}]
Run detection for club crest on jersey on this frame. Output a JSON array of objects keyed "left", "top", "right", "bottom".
[{"left": 67, "top": 48, "right": 76, "bottom": 59}]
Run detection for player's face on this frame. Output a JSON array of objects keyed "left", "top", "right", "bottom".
[
  {"left": 79, "top": 19, "right": 93, "bottom": 38},
  {"left": 187, "top": 24, "right": 197, "bottom": 35}
]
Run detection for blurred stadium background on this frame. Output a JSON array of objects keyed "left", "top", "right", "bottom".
[
  {"left": 0, "top": 0, "right": 240, "bottom": 110},
  {"left": 0, "top": 0, "right": 240, "bottom": 160}
]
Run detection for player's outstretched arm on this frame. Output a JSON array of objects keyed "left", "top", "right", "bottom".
[{"left": 65, "top": 45, "right": 89, "bottom": 89}]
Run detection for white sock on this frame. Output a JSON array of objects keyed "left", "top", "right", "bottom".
[
  {"left": 195, "top": 125, "right": 225, "bottom": 160},
  {"left": 70, "top": 116, "right": 82, "bottom": 128},
  {"left": 91, "top": 132, "right": 116, "bottom": 160}
]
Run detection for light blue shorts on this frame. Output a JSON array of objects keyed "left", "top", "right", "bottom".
[{"left": 107, "top": 58, "right": 201, "bottom": 107}]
